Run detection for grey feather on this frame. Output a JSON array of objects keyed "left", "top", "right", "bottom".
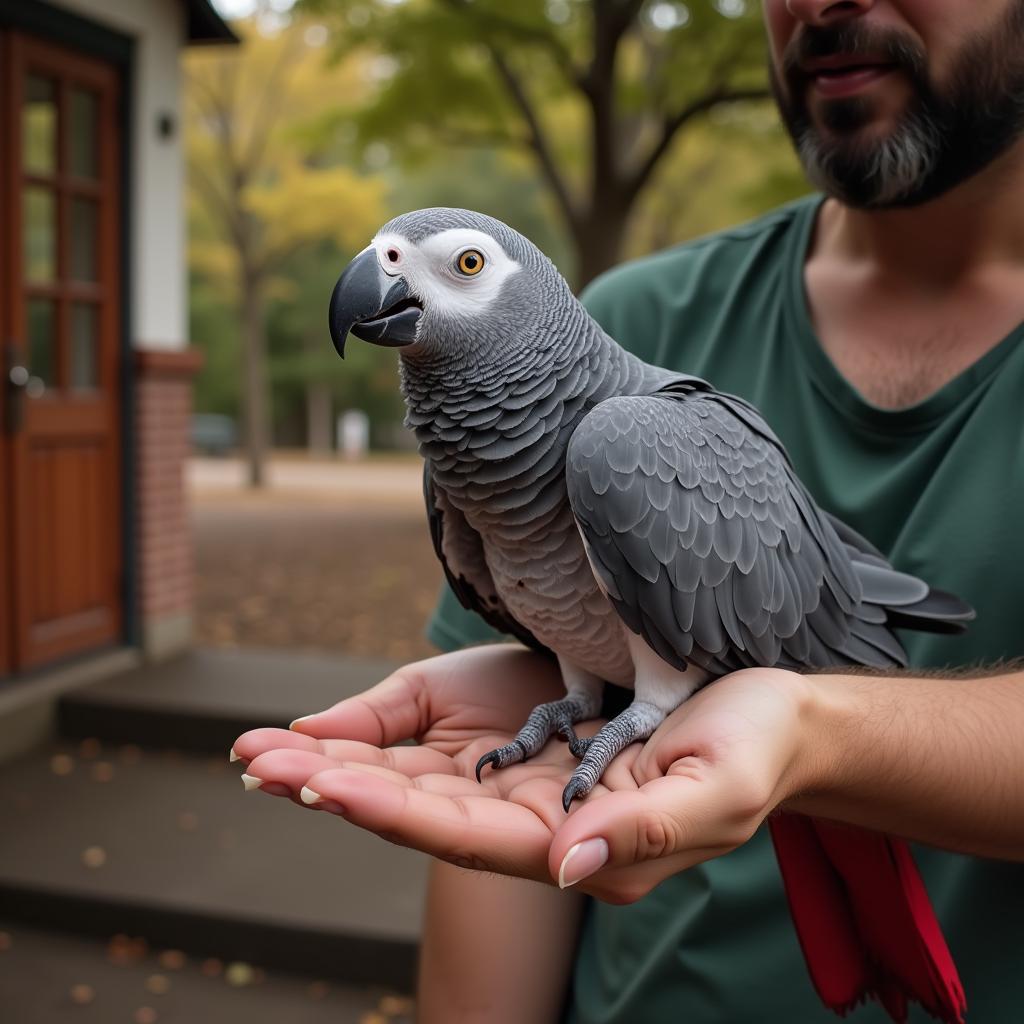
[{"left": 564, "top": 384, "right": 957, "bottom": 674}]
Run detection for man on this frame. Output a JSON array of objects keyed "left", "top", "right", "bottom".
[{"left": 236, "top": 1, "right": 1024, "bottom": 1020}]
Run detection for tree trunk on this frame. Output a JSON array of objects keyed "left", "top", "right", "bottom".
[
  {"left": 306, "top": 380, "right": 333, "bottom": 455},
  {"left": 573, "top": 199, "right": 630, "bottom": 291},
  {"left": 241, "top": 274, "right": 269, "bottom": 488}
]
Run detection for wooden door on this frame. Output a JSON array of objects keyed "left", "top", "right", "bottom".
[{"left": 1, "top": 32, "right": 122, "bottom": 673}]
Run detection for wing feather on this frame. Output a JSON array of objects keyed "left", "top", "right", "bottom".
[{"left": 565, "top": 383, "right": 949, "bottom": 674}]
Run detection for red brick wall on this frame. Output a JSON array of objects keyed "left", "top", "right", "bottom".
[{"left": 135, "top": 349, "right": 203, "bottom": 657}]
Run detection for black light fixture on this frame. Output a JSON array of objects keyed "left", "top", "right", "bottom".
[{"left": 157, "top": 112, "right": 176, "bottom": 140}]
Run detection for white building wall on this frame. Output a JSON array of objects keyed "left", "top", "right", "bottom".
[{"left": 53, "top": 0, "right": 187, "bottom": 351}]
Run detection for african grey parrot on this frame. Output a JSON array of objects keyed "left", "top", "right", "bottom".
[{"left": 327, "top": 208, "right": 972, "bottom": 1024}]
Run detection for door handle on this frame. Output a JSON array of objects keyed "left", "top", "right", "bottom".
[
  {"left": 5, "top": 359, "right": 44, "bottom": 433},
  {"left": 9, "top": 365, "right": 44, "bottom": 396}
]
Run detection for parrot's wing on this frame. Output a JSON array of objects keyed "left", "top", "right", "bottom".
[
  {"left": 424, "top": 465, "right": 551, "bottom": 656},
  {"left": 565, "top": 381, "right": 927, "bottom": 674}
]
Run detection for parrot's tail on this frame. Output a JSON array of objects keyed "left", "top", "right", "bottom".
[{"left": 768, "top": 812, "right": 966, "bottom": 1024}]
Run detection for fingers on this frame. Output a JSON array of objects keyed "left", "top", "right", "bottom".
[
  {"left": 241, "top": 748, "right": 341, "bottom": 800},
  {"left": 303, "top": 765, "right": 554, "bottom": 882},
  {"left": 579, "top": 844, "right": 729, "bottom": 904},
  {"left": 289, "top": 665, "right": 430, "bottom": 745},
  {"left": 548, "top": 773, "right": 752, "bottom": 899},
  {"left": 232, "top": 727, "right": 317, "bottom": 765},
  {"left": 243, "top": 741, "right": 456, "bottom": 786}
]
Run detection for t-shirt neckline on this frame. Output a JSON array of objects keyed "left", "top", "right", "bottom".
[{"left": 784, "top": 194, "right": 1024, "bottom": 436}]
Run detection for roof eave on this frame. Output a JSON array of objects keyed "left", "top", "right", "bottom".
[{"left": 186, "top": 0, "right": 239, "bottom": 46}]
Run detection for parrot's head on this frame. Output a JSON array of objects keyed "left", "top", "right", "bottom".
[{"left": 327, "top": 208, "right": 576, "bottom": 366}]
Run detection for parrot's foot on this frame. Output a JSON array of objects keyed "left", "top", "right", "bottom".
[
  {"left": 561, "top": 701, "right": 665, "bottom": 812},
  {"left": 475, "top": 740, "right": 528, "bottom": 780},
  {"left": 475, "top": 691, "right": 602, "bottom": 783},
  {"left": 568, "top": 736, "right": 593, "bottom": 759}
]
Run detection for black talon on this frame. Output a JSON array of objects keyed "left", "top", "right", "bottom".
[
  {"left": 475, "top": 740, "right": 528, "bottom": 782},
  {"left": 562, "top": 777, "right": 590, "bottom": 812},
  {"left": 475, "top": 751, "right": 501, "bottom": 783}
]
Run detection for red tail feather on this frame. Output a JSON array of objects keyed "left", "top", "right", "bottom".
[{"left": 768, "top": 812, "right": 966, "bottom": 1024}]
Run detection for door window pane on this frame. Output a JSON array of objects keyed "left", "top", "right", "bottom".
[
  {"left": 23, "top": 75, "right": 57, "bottom": 175},
  {"left": 24, "top": 187, "right": 56, "bottom": 282},
  {"left": 28, "top": 299, "right": 56, "bottom": 387},
  {"left": 70, "top": 89, "right": 99, "bottom": 179},
  {"left": 71, "top": 303, "right": 99, "bottom": 390},
  {"left": 71, "top": 198, "right": 99, "bottom": 282}
]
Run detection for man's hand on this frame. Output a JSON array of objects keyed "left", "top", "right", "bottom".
[
  {"left": 234, "top": 644, "right": 600, "bottom": 883},
  {"left": 233, "top": 645, "right": 817, "bottom": 901}
]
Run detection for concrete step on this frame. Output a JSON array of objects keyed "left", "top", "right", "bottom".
[
  {"left": 58, "top": 648, "right": 402, "bottom": 754},
  {"left": 0, "top": 735, "right": 427, "bottom": 989},
  {"left": 0, "top": 919, "right": 414, "bottom": 1024}
]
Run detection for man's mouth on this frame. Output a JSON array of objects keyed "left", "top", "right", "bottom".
[{"left": 803, "top": 56, "right": 896, "bottom": 99}]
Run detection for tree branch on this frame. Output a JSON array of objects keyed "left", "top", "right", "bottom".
[
  {"left": 187, "top": 156, "right": 246, "bottom": 255},
  {"left": 241, "top": 31, "right": 302, "bottom": 172},
  {"left": 485, "top": 45, "right": 578, "bottom": 229},
  {"left": 626, "top": 85, "right": 772, "bottom": 198},
  {"left": 439, "top": 0, "right": 583, "bottom": 86},
  {"left": 580, "top": 0, "right": 644, "bottom": 99},
  {"left": 424, "top": 124, "right": 532, "bottom": 149}
]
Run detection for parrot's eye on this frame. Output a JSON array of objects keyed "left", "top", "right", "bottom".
[{"left": 455, "top": 249, "right": 486, "bottom": 276}]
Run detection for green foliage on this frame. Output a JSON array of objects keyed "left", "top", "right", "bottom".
[
  {"left": 299, "top": 0, "right": 798, "bottom": 283},
  {"left": 190, "top": 269, "right": 242, "bottom": 418},
  {"left": 187, "top": 2, "right": 814, "bottom": 444},
  {"left": 186, "top": 15, "right": 390, "bottom": 450},
  {"left": 265, "top": 239, "right": 406, "bottom": 441},
  {"left": 385, "top": 147, "right": 576, "bottom": 277},
  {"left": 628, "top": 102, "right": 811, "bottom": 255}
]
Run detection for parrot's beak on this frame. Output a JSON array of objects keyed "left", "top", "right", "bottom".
[{"left": 328, "top": 248, "right": 421, "bottom": 358}]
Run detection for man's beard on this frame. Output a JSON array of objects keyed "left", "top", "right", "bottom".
[{"left": 771, "top": 6, "right": 1024, "bottom": 208}]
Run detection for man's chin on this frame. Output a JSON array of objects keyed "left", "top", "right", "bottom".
[{"left": 809, "top": 100, "right": 907, "bottom": 142}]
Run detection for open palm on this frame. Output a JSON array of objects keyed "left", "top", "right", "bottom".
[
  {"left": 234, "top": 645, "right": 612, "bottom": 884},
  {"left": 233, "top": 644, "right": 809, "bottom": 900}
]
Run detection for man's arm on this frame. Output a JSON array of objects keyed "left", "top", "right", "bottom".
[
  {"left": 418, "top": 862, "right": 585, "bottom": 1024},
  {"left": 785, "top": 667, "right": 1024, "bottom": 859},
  {"left": 547, "top": 666, "right": 1024, "bottom": 897}
]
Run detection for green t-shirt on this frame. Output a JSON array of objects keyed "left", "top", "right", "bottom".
[{"left": 426, "top": 195, "right": 1024, "bottom": 1023}]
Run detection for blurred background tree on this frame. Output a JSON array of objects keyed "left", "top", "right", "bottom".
[
  {"left": 302, "top": 0, "right": 804, "bottom": 286},
  {"left": 185, "top": 17, "right": 387, "bottom": 485},
  {"left": 193, "top": 0, "right": 809, "bottom": 459}
]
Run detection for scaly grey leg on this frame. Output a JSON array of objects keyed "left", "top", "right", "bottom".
[
  {"left": 567, "top": 736, "right": 593, "bottom": 758},
  {"left": 561, "top": 700, "right": 666, "bottom": 810},
  {"left": 475, "top": 660, "right": 603, "bottom": 781},
  {"left": 561, "top": 638, "right": 712, "bottom": 810}
]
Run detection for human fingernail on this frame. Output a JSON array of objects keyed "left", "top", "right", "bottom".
[
  {"left": 558, "top": 838, "right": 609, "bottom": 889},
  {"left": 229, "top": 747, "right": 240, "bottom": 763},
  {"left": 300, "top": 786, "right": 345, "bottom": 815},
  {"left": 240, "top": 774, "right": 291, "bottom": 797},
  {"left": 289, "top": 715, "right": 313, "bottom": 731}
]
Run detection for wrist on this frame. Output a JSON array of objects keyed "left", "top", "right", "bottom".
[{"left": 779, "top": 670, "right": 854, "bottom": 812}]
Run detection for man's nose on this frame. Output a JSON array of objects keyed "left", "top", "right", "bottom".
[{"left": 785, "top": 0, "right": 875, "bottom": 27}]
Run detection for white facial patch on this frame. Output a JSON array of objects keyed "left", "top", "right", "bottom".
[{"left": 371, "top": 227, "right": 521, "bottom": 319}]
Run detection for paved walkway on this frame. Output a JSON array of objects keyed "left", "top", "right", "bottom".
[
  {"left": 0, "top": 649, "right": 429, "bottom": 1021},
  {"left": 0, "top": 920, "right": 413, "bottom": 1024},
  {"left": 190, "top": 457, "right": 442, "bottom": 663},
  {"left": 188, "top": 455, "right": 425, "bottom": 507}
]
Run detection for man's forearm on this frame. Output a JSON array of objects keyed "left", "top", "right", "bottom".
[
  {"left": 418, "top": 860, "right": 585, "bottom": 1024},
  {"left": 786, "top": 669, "right": 1024, "bottom": 859}
]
